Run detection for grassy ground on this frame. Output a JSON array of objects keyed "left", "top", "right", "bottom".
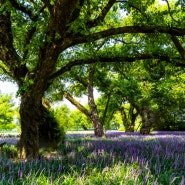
[{"left": 0, "top": 131, "right": 185, "bottom": 184}]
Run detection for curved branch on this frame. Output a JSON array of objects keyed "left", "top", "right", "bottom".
[
  {"left": 49, "top": 54, "right": 175, "bottom": 80},
  {"left": 71, "top": 26, "right": 185, "bottom": 46},
  {"left": 10, "top": 0, "right": 35, "bottom": 21},
  {"left": 70, "top": 71, "right": 87, "bottom": 88},
  {"left": 87, "top": 0, "right": 117, "bottom": 28},
  {"left": 68, "top": 0, "right": 85, "bottom": 24},
  {"left": 10, "top": 1, "right": 47, "bottom": 60},
  {"left": 171, "top": 35, "right": 185, "bottom": 60},
  {"left": 22, "top": 5, "right": 46, "bottom": 60},
  {"left": 121, "top": 1, "right": 150, "bottom": 21},
  {"left": 0, "top": 11, "right": 28, "bottom": 84},
  {"left": 163, "top": 0, "right": 179, "bottom": 23}
]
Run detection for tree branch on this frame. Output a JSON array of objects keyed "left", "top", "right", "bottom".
[
  {"left": 125, "top": 1, "right": 150, "bottom": 21},
  {"left": 68, "top": 0, "right": 85, "bottom": 24},
  {"left": 71, "top": 26, "right": 185, "bottom": 46},
  {"left": 162, "top": 0, "right": 179, "bottom": 23},
  {"left": 63, "top": 91, "right": 91, "bottom": 118},
  {"left": 171, "top": 35, "right": 185, "bottom": 60},
  {"left": 0, "top": 11, "right": 28, "bottom": 84},
  {"left": 22, "top": 5, "right": 46, "bottom": 60},
  {"left": 0, "top": 66, "right": 13, "bottom": 78},
  {"left": 70, "top": 71, "right": 87, "bottom": 88},
  {"left": 10, "top": 0, "right": 36, "bottom": 21},
  {"left": 49, "top": 54, "right": 175, "bottom": 80},
  {"left": 87, "top": 0, "right": 117, "bottom": 28}
]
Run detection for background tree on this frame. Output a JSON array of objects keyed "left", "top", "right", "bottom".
[
  {"left": 0, "top": 92, "right": 16, "bottom": 130},
  {"left": 52, "top": 104, "right": 73, "bottom": 131},
  {"left": 70, "top": 109, "right": 91, "bottom": 130}
]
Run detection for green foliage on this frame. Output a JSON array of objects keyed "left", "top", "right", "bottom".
[
  {"left": 1, "top": 144, "right": 17, "bottom": 158},
  {"left": 52, "top": 104, "right": 92, "bottom": 131},
  {"left": 52, "top": 105, "right": 73, "bottom": 131},
  {"left": 39, "top": 105, "right": 66, "bottom": 145},
  {"left": 0, "top": 92, "right": 16, "bottom": 130},
  {"left": 70, "top": 109, "right": 91, "bottom": 130}
]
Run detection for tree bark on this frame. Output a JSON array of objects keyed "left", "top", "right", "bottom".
[
  {"left": 129, "top": 105, "right": 139, "bottom": 132},
  {"left": 139, "top": 104, "right": 159, "bottom": 135},
  {"left": 119, "top": 104, "right": 138, "bottom": 132},
  {"left": 18, "top": 94, "right": 62, "bottom": 159},
  {"left": 18, "top": 95, "right": 40, "bottom": 159},
  {"left": 87, "top": 64, "right": 104, "bottom": 137}
]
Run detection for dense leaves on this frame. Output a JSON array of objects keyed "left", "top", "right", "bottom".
[
  {"left": 0, "top": 92, "right": 16, "bottom": 130},
  {"left": 0, "top": 0, "right": 185, "bottom": 157}
]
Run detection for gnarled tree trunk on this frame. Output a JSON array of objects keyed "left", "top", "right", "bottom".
[
  {"left": 18, "top": 95, "right": 40, "bottom": 159},
  {"left": 18, "top": 94, "right": 62, "bottom": 159},
  {"left": 139, "top": 104, "right": 159, "bottom": 135}
]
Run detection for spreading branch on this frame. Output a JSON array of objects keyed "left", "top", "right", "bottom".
[
  {"left": 49, "top": 54, "right": 175, "bottom": 80},
  {"left": 0, "top": 66, "right": 13, "bottom": 78},
  {"left": 68, "top": 0, "right": 85, "bottom": 24},
  {"left": 9, "top": 1, "right": 46, "bottom": 60},
  {"left": 22, "top": 3, "right": 46, "bottom": 60},
  {"left": 171, "top": 35, "right": 185, "bottom": 60},
  {"left": 10, "top": 0, "right": 36, "bottom": 21},
  {"left": 87, "top": 0, "right": 117, "bottom": 28},
  {"left": 0, "top": 11, "right": 28, "bottom": 84},
  {"left": 63, "top": 91, "right": 91, "bottom": 118},
  {"left": 121, "top": 1, "right": 150, "bottom": 21},
  {"left": 71, "top": 26, "right": 185, "bottom": 46}
]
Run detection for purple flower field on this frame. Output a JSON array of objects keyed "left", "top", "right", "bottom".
[{"left": 0, "top": 131, "right": 185, "bottom": 184}]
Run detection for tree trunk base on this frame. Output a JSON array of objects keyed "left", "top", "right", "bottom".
[{"left": 140, "top": 127, "right": 150, "bottom": 135}]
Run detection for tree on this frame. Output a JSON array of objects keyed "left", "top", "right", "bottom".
[
  {"left": 62, "top": 63, "right": 105, "bottom": 136},
  {"left": 70, "top": 109, "right": 91, "bottom": 130},
  {"left": 1, "top": 0, "right": 185, "bottom": 158},
  {"left": 0, "top": 92, "right": 16, "bottom": 130},
  {"left": 52, "top": 104, "right": 73, "bottom": 130}
]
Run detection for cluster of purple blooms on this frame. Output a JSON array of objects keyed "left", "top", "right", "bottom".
[{"left": 0, "top": 131, "right": 185, "bottom": 184}]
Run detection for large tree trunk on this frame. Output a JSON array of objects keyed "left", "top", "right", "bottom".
[
  {"left": 18, "top": 96, "right": 40, "bottom": 159},
  {"left": 18, "top": 95, "right": 62, "bottom": 159}
]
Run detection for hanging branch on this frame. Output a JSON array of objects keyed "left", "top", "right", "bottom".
[
  {"left": 49, "top": 54, "right": 172, "bottom": 80},
  {"left": 162, "top": 0, "right": 180, "bottom": 23}
]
